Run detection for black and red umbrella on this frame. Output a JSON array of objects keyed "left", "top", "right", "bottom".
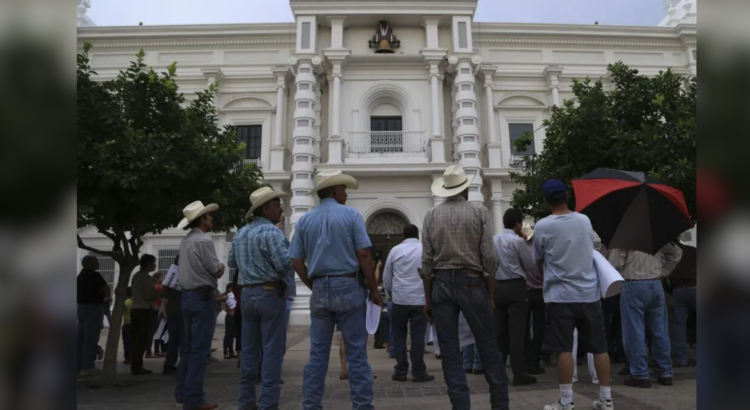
[{"left": 572, "top": 168, "right": 692, "bottom": 254}]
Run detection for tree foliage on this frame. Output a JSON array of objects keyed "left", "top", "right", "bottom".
[
  {"left": 510, "top": 62, "right": 697, "bottom": 223},
  {"left": 77, "top": 42, "right": 263, "bottom": 383}
]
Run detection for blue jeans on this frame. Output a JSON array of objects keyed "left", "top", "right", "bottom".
[
  {"left": 238, "top": 287, "right": 287, "bottom": 410},
  {"left": 621, "top": 280, "right": 673, "bottom": 379},
  {"left": 671, "top": 287, "right": 696, "bottom": 366},
  {"left": 77, "top": 304, "right": 104, "bottom": 371},
  {"left": 462, "top": 344, "right": 482, "bottom": 371},
  {"left": 431, "top": 270, "right": 509, "bottom": 410},
  {"left": 303, "top": 276, "right": 373, "bottom": 410},
  {"left": 175, "top": 289, "right": 217, "bottom": 409},
  {"left": 165, "top": 309, "right": 183, "bottom": 368}
]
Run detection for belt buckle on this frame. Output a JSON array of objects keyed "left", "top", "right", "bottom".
[{"left": 262, "top": 285, "right": 275, "bottom": 290}]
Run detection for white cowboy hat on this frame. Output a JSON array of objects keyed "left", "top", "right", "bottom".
[
  {"left": 177, "top": 201, "right": 219, "bottom": 229},
  {"left": 309, "top": 169, "right": 358, "bottom": 194},
  {"left": 522, "top": 223, "right": 534, "bottom": 241},
  {"left": 431, "top": 164, "right": 474, "bottom": 197},
  {"left": 246, "top": 186, "right": 289, "bottom": 219}
]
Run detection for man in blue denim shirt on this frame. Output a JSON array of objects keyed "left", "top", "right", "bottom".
[
  {"left": 290, "top": 169, "right": 383, "bottom": 410},
  {"left": 229, "top": 186, "right": 293, "bottom": 410}
]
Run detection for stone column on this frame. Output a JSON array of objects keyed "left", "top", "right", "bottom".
[
  {"left": 483, "top": 67, "right": 502, "bottom": 169},
  {"left": 427, "top": 62, "right": 446, "bottom": 163},
  {"left": 490, "top": 180, "right": 505, "bottom": 235},
  {"left": 289, "top": 56, "right": 322, "bottom": 232},
  {"left": 544, "top": 65, "right": 563, "bottom": 107},
  {"left": 449, "top": 54, "right": 484, "bottom": 203},
  {"left": 323, "top": 49, "right": 350, "bottom": 164},
  {"left": 269, "top": 66, "right": 288, "bottom": 171}
]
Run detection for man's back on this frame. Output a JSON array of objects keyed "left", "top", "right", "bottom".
[
  {"left": 533, "top": 212, "right": 598, "bottom": 303},
  {"left": 384, "top": 239, "right": 424, "bottom": 305},
  {"left": 179, "top": 228, "right": 220, "bottom": 290},
  {"left": 291, "top": 198, "right": 370, "bottom": 277},
  {"left": 422, "top": 196, "right": 496, "bottom": 277}
]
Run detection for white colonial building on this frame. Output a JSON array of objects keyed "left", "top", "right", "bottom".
[{"left": 77, "top": 0, "right": 697, "bottom": 325}]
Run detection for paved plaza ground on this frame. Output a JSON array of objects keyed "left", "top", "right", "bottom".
[{"left": 77, "top": 325, "right": 696, "bottom": 410}]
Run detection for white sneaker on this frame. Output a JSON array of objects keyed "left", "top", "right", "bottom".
[
  {"left": 592, "top": 399, "right": 614, "bottom": 410},
  {"left": 544, "top": 400, "right": 575, "bottom": 410}
]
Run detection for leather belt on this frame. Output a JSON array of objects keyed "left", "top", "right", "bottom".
[
  {"left": 624, "top": 278, "right": 661, "bottom": 282},
  {"left": 311, "top": 272, "right": 357, "bottom": 282},
  {"left": 240, "top": 281, "right": 284, "bottom": 289},
  {"left": 183, "top": 286, "right": 215, "bottom": 293}
]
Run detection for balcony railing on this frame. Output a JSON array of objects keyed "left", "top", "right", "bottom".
[
  {"left": 347, "top": 131, "right": 426, "bottom": 158},
  {"left": 243, "top": 158, "right": 260, "bottom": 167},
  {"left": 509, "top": 155, "right": 525, "bottom": 169}
]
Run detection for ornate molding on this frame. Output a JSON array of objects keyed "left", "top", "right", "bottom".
[
  {"left": 77, "top": 38, "right": 294, "bottom": 49},
  {"left": 361, "top": 199, "right": 421, "bottom": 229},
  {"left": 475, "top": 37, "right": 682, "bottom": 48}
]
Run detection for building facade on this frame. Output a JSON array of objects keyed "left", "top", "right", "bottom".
[{"left": 77, "top": 0, "right": 697, "bottom": 325}]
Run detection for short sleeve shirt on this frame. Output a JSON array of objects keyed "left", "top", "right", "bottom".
[
  {"left": 533, "top": 212, "right": 599, "bottom": 303},
  {"left": 290, "top": 198, "right": 371, "bottom": 277},
  {"left": 178, "top": 228, "right": 222, "bottom": 290}
]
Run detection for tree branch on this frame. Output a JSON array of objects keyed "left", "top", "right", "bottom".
[
  {"left": 98, "top": 229, "right": 120, "bottom": 249},
  {"left": 77, "top": 235, "right": 119, "bottom": 259}
]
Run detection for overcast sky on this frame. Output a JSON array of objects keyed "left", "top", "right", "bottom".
[{"left": 88, "top": 0, "right": 666, "bottom": 27}]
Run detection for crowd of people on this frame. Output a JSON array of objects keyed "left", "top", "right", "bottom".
[{"left": 76, "top": 164, "right": 696, "bottom": 410}]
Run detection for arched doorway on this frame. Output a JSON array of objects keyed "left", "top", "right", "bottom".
[{"left": 366, "top": 211, "right": 409, "bottom": 265}]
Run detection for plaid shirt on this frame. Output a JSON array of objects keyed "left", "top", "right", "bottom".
[
  {"left": 421, "top": 196, "right": 498, "bottom": 279},
  {"left": 228, "top": 217, "right": 293, "bottom": 286}
]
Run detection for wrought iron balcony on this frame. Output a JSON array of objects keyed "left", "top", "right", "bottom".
[{"left": 347, "top": 131, "right": 426, "bottom": 158}]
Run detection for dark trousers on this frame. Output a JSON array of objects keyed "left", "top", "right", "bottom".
[
  {"left": 602, "top": 294, "right": 624, "bottom": 362},
  {"left": 165, "top": 309, "right": 182, "bottom": 368},
  {"left": 494, "top": 279, "right": 530, "bottom": 378},
  {"left": 525, "top": 288, "right": 545, "bottom": 370},
  {"left": 391, "top": 303, "right": 428, "bottom": 377},
  {"left": 224, "top": 314, "right": 237, "bottom": 356},
  {"left": 122, "top": 323, "right": 132, "bottom": 361},
  {"left": 130, "top": 308, "right": 152, "bottom": 372},
  {"left": 146, "top": 311, "right": 161, "bottom": 355},
  {"left": 432, "top": 270, "right": 510, "bottom": 410}
]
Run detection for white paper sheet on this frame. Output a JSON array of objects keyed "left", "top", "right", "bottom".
[
  {"left": 366, "top": 301, "right": 381, "bottom": 335},
  {"left": 593, "top": 251, "right": 625, "bottom": 298}
]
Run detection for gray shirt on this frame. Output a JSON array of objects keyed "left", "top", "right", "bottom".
[
  {"left": 608, "top": 243, "right": 683, "bottom": 281},
  {"left": 493, "top": 229, "right": 536, "bottom": 281},
  {"left": 533, "top": 212, "right": 599, "bottom": 304},
  {"left": 178, "top": 228, "right": 222, "bottom": 290}
]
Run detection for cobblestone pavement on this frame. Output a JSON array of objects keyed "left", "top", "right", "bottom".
[{"left": 78, "top": 326, "right": 697, "bottom": 410}]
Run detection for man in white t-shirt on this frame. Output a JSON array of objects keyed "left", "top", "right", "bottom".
[{"left": 534, "top": 180, "right": 613, "bottom": 410}]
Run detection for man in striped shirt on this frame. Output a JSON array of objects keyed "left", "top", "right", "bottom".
[{"left": 229, "top": 187, "right": 293, "bottom": 410}]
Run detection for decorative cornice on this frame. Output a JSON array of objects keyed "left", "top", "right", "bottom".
[
  {"left": 475, "top": 37, "right": 681, "bottom": 48},
  {"left": 77, "top": 38, "right": 294, "bottom": 49}
]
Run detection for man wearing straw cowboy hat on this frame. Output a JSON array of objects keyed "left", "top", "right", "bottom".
[
  {"left": 290, "top": 169, "right": 382, "bottom": 410},
  {"left": 174, "top": 201, "right": 225, "bottom": 410},
  {"left": 421, "top": 164, "right": 510, "bottom": 410},
  {"left": 228, "top": 186, "right": 293, "bottom": 410}
]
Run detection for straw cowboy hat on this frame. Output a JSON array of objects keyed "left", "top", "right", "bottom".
[
  {"left": 246, "top": 186, "right": 289, "bottom": 219},
  {"left": 177, "top": 200, "right": 219, "bottom": 229},
  {"left": 309, "top": 169, "right": 358, "bottom": 194},
  {"left": 431, "top": 164, "right": 474, "bottom": 197},
  {"left": 522, "top": 223, "right": 534, "bottom": 241}
]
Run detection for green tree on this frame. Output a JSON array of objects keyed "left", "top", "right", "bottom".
[
  {"left": 510, "top": 62, "right": 697, "bottom": 223},
  {"left": 77, "top": 43, "right": 263, "bottom": 384}
]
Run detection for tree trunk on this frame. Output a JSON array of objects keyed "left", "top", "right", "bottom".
[{"left": 101, "top": 256, "right": 138, "bottom": 386}]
